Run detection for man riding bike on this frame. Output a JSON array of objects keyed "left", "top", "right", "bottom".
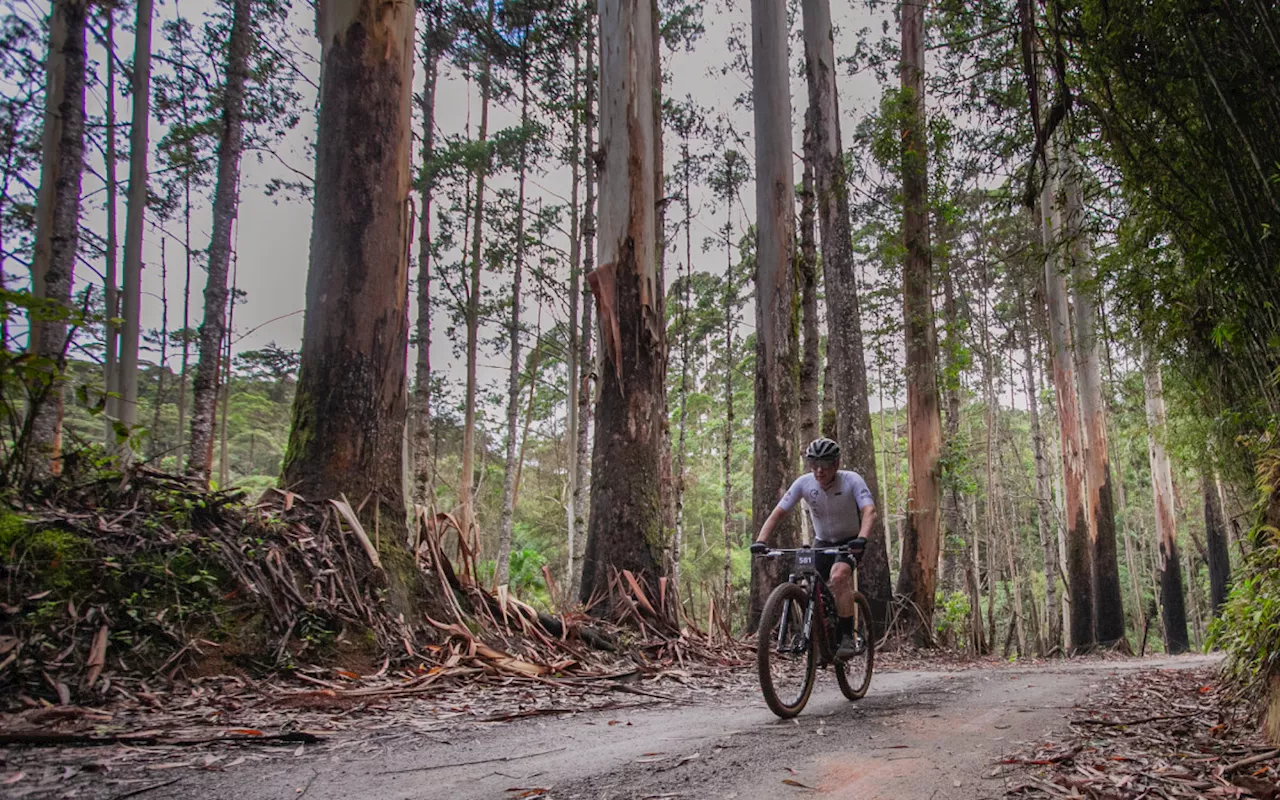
[{"left": 750, "top": 437, "right": 877, "bottom": 662}]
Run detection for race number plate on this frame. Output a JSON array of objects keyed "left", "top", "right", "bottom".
[{"left": 794, "top": 549, "right": 817, "bottom": 574}]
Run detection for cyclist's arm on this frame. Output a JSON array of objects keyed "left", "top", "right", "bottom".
[
  {"left": 755, "top": 505, "right": 788, "bottom": 545},
  {"left": 857, "top": 503, "right": 876, "bottom": 541}
]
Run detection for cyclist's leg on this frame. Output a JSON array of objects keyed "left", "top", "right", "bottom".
[{"left": 829, "top": 557, "right": 857, "bottom": 617}]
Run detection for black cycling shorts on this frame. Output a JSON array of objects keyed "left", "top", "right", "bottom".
[{"left": 813, "top": 541, "right": 861, "bottom": 581}]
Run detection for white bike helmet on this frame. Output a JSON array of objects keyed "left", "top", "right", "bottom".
[{"left": 804, "top": 437, "right": 840, "bottom": 461}]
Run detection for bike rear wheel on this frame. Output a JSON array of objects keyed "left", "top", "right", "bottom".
[
  {"left": 835, "top": 591, "right": 875, "bottom": 700},
  {"left": 757, "top": 582, "right": 816, "bottom": 718}
]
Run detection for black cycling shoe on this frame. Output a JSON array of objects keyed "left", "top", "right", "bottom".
[
  {"left": 835, "top": 633, "right": 859, "bottom": 662},
  {"left": 835, "top": 632, "right": 868, "bottom": 662}
]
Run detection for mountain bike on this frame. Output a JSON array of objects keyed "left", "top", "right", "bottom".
[{"left": 754, "top": 541, "right": 875, "bottom": 718}]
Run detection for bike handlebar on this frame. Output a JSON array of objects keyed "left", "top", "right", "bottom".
[{"left": 756, "top": 539, "right": 867, "bottom": 557}]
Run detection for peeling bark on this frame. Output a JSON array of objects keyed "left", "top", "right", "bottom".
[
  {"left": 1063, "top": 161, "right": 1126, "bottom": 645},
  {"left": 578, "top": 0, "right": 668, "bottom": 613}
]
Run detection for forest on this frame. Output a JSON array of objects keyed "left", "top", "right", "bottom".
[{"left": 1, "top": 0, "right": 1280, "bottom": 794}]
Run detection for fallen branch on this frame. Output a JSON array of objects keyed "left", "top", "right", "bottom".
[
  {"left": 0, "top": 730, "right": 322, "bottom": 748},
  {"left": 381, "top": 746, "right": 567, "bottom": 774},
  {"left": 1223, "top": 747, "right": 1280, "bottom": 774}
]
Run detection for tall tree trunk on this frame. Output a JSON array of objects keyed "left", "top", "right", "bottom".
[
  {"left": 1022, "top": 300, "right": 1061, "bottom": 654},
  {"left": 187, "top": 0, "right": 250, "bottom": 482},
  {"left": 566, "top": 39, "right": 583, "bottom": 596},
  {"left": 939, "top": 238, "right": 965, "bottom": 596},
  {"left": 579, "top": 0, "right": 668, "bottom": 612},
  {"left": 802, "top": 0, "right": 892, "bottom": 628},
  {"left": 797, "top": 153, "right": 819, "bottom": 546},
  {"left": 496, "top": 47, "right": 531, "bottom": 588},
  {"left": 217, "top": 261, "right": 237, "bottom": 486},
  {"left": 1040, "top": 152, "right": 1095, "bottom": 653},
  {"left": 571, "top": 18, "right": 597, "bottom": 602},
  {"left": 895, "top": 0, "right": 943, "bottom": 642},
  {"left": 1141, "top": 349, "right": 1189, "bottom": 654},
  {"left": 747, "top": 0, "right": 801, "bottom": 629},
  {"left": 281, "top": 0, "right": 429, "bottom": 620},
  {"left": 878, "top": 369, "right": 896, "bottom": 578},
  {"left": 412, "top": 7, "right": 443, "bottom": 507},
  {"left": 460, "top": 0, "right": 495, "bottom": 552},
  {"left": 821, "top": 361, "right": 836, "bottom": 439},
  {"left": 673, "top": 133, "right": 694, "bottom": 589},
  {"left": 175, "top": 16, "right": 195, "bottom": 468},
  {"left": 118, "top": 0, "right": 154, "bottom": 459},
  {"left": 102, "top": 8, "right": 120, "bottom": 441},
  {"left": 1203, "top": 474, "right": 1231, "bottom": 614},
  {"left": 27, "top": 0, "right": 89, "bottom": 477},
  {"left": 798, "top": 152, "right": 819, "bottom": 452},
  {"left": 720, "top": 154, "right": 739, "bottom": 619},
  {"left": 150, "top": 241, "right": 169, "bottom": 460},
  {"left": 1063, "top": 161, "right": 1125, "bottom": 646},
  {"left": 722, "top": 246, "right": 736, "bottom": 617}
]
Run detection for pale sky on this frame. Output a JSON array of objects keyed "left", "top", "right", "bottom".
[{"left": 51, "top": 0, "right": 901, "bottom": 417}]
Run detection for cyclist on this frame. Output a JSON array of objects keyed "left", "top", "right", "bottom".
[{"left": 750, "top": 437, "right": 876, "bottom": 661}]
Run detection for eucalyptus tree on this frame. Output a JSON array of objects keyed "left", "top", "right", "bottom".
[
  {"left": 118, "top": 0, "right": 154, "bottom": 460},
  {"left": 800, "top": 0, "right": 892, "bottom": 628},
  {"left": 665, "top": 94, "right": 707, "bottom": 591},
  {"left": 1141, "top": 350, "right": 1189, "bottom": 654},
  {"left": 282, "top": 0, "right": 426, "bottom": 617},
  {"left": 25, "top": 0, "right": 89, "bottom": 476},
  {"left": 578, "top": 0, "right": 669, "bottom": 612},
  {"left": 189, "top": 0, "right": 302, "bottom": 483},
  {"left": 411, "top": 0, "right": 455, "bottom": 506},
  {"left": 746, "top": 0, "right": 801, "bottom": 627},
  {"left": 895, "top": 0, "right": 943, "bottom": 641}
]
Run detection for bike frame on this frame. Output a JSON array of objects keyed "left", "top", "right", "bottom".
[{"left": 768, "top": 546, "right": 862, "bottom": 665}]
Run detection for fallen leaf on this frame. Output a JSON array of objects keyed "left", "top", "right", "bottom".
[
  {"left": 85, "top": 625, "right": 109, "bottom": 688},
  {"left": 228, "top": 729, "right": 264, "bottom": 736},
  {"left": 782, "top": 779, "right": 814, "bottom": 789},
  {"left": 2, "top": 773, "right": 24, "bottom": 786}
]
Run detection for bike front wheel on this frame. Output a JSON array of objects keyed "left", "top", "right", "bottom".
[
  {"left": 835, "top": 591, "right": 875, "bottom": 700},
  {"left": 757, "top": 582, "right": 816, "bottom": 718}
]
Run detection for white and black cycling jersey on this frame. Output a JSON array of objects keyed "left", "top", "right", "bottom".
[{"left": 776, "top": 470, "right": 874, "bottom": 544}]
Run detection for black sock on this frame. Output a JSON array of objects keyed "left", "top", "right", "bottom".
[{"left": 838, "top": 616, "right": 854, "bottom": 637}]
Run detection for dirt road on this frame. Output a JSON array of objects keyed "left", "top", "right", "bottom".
[{"left": 177, "top": 654, "right": 1217, "bottom": 800}]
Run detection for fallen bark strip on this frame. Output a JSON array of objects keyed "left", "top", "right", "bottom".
[
  {"left": 107, "top": 778, "right": 184, "bottom": 800},
  {"left": 1071, "top": 711, "right": 1200, "bottom": 727},
  {"left": 1223, "top": 747, "right": 1280, "bottom": 773},
  {"left": 381, "top": 745, "right": 568, "bottom": 775},
  {"left": 0, "top": 730, "right": 322, "bottom": 748}
]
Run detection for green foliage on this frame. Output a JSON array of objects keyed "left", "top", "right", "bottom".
[
  {"left": 1210, "top": 533, "right": 1280, "bottom": 701},
  {"left": 934, "top": 590, "right": 971, "bottom": 645}
]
